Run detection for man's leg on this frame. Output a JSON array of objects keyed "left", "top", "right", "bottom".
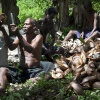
[
  {"left": 63, "top": 30, "right": 78, "bottom": 41},
  {"left": 0, "top": 67, "right": 9, "bottom": 94},
  {"left": 85, "top": 31, "right": 100, "bottom": 42}
]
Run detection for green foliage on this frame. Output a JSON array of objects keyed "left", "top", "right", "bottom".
[
  {"left": 0, "top": 72, "right": 100, "bottom": 100},
  {"left": 17, "top": 0, "right": 52, "bottom": 27},
  {"left": 78, "top": 90, "right": 100, "bottom": 100},
  {"left": 92, "top": 0, "right": 100, "bottom": 11},
  {"left": 0, "top": 73, "right": 73, "bottom": 100}
]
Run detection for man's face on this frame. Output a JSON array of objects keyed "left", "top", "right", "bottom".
[
  {"left": 47, "top": 13, "right": 56, "bottom": 21},
  {"left": 23, "top": 19, "right": 33, "bottom": 34}
]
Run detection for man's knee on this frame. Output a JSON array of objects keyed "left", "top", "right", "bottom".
[
  {"left": 93, "top": 31, "right": 99, "bottom": 34},
  {"left": 69, "top": 30, "right": 73, "bottom": 34},
  {"left": 69, "top": 30, "right": 76, "bottom": 35},
  {"left": 92, "top": 31, "right": 100, "bottom": 37}
]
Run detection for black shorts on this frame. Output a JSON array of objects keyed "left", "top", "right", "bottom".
[
  {"left": 6, "top": 67, "right": 21, "bottom": 83},
  {"left": 1, "top": 66, "right": 46, "bottom": 83},
  {"left": 19, "top": 67, "right": 46, "bottom": 83}
]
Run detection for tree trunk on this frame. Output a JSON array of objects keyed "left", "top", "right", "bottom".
[
  {"left": 59, "top": 0, "right": 69, "bottom": 28},
  {"left": 77, "top": 0, "right": 83, "bottom": 26},
  {"left": 73, "top": 0, "right": 83, "bottom": 27}
]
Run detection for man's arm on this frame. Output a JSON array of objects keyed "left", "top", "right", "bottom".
[
  {"left": 84, "top": 12, "right": 98, "bottom": 42},
  {"left": 90, "top": 12, "right": 98, "bottom": 35},
  {"left": 16, "top": 32, "right": 43, "bottom": 54},
  {"left": 49, "top": 27, "right": 56, "bottom": 49},
  {"left": 0, "top": 26, "right": 19, "bottom": 50},
  {"left": 31, "top": 34, "right": 43, "bottom": 52}
]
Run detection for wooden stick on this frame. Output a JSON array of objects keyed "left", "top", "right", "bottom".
[{"left": 10, "top": 13, "right": 14, "bottom": 24}]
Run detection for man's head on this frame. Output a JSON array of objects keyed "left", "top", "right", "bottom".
[
  {"left": 23, "top": 18, "right": 37, "bottom": 34},
  {"left": 83, "top": 0, "right": 93, "bottom": 13},
  {"left": 0, "top": 13, "right": 7, "bottom": 24},
  {"left": 45, "top": 7, "right": 57, "bottom": 20}
]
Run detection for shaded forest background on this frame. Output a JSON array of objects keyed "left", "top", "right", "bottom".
[
  {"left": 17, "top": 0, "right": 100, "bottom": 26},
  {"left": 17, "top": 0, "right": 100, "bottom": 39}
]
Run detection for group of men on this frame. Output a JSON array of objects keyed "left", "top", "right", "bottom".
[
  {"left": 0, "top": 7, "right": 58, "bottom": 95},
  {"left": 63, "top": 0, "right": 100, "bottom": 42},
  {"left": 0, "top": 0, "right": 100, "bottom": 95}
]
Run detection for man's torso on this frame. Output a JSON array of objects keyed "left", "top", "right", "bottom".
[
  {"left": 37, "top": 18, "right": 54, "bottom": 43},
  {"left": 20, "top": 34, "right": 42, "bottom": 68}
]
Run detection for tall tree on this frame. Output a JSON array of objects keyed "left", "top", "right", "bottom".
[
  {"left": 52, "top": 0, "right": 69, "bottom": 28},
  {"left": 1, "top": 0, "right": 19, "bottom": 25}
]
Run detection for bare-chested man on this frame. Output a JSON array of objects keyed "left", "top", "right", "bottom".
[
  {"left": 63, "top": 0, "right": 100, "bottom": 42},
  {"left": 0, "top": 17, "right": 45, "bottom": 94},
  {"left": 38, "top": 7, "right": 58, "bottom": 62}
]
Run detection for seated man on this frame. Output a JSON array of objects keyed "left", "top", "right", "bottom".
[
  {"left": 0, "top": 17, "right": 46, "bottom": 94},
  {"left": 37, "top": 7, "right": 58, "bottom": 62},
  {"left": 63, "top": 0, "right": 100, "bottom": 43}
]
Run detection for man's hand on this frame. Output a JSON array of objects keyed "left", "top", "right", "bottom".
[
  {"left": 0, "top": 13, "right": 6, "bottom": 28},
  {"left": 10, "top": 24, "right": 19, "bottom": 35},
  {"left": 44, "top": 48, "right": 51, "bottom": 55},
  {"left": 80, "top": 32, "right": 84, "bottom": 38},
  {"left": 0, "top": 25, "right": 5, "bottom": 33}
]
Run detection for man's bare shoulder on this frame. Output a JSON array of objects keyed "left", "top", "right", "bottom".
[
  {"left": 31, "top": 34, "right": 43, "bottom": 47},
  {"left": 36, "top": 34, "right": 43, "bottom": 40},
  {"left": 35, "top": 34, "right": 43, "bottom": 41}
]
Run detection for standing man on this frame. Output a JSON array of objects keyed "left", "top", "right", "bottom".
[
  {"left": 38, "top": 7, "right": 58, "bottom": 62},
  {"left": 0, "top": 17, "right": 45, "bottom": 94},
  {"left": 63, "top": 0, "right": 100, "bottom": 42}
]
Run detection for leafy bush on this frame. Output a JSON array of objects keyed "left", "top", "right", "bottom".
[
  {"left": 0, "top": 72, "right": 100, "bottom": 100},
  {"left": 92, "top": 0, "right": 100, "bottom": 11},
  {"left": 17, "top": 0, "right": 52, "bottom": 28}
]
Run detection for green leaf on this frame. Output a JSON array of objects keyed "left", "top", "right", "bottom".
[
  {"left": 13, "top": 92, "right": 21, "bottom": 97},
  {"left": 79, "top": 38, "right": 86, "bottom": 44}
]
